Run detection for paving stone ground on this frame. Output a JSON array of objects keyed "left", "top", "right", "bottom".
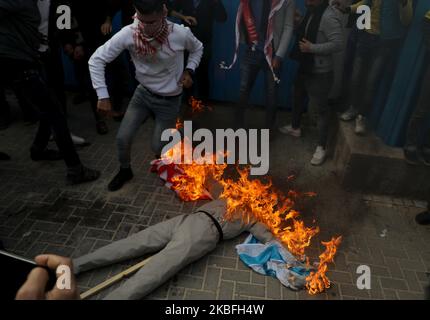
[{"left": 0, "top": 96, "right": 429, "bottom": 300}]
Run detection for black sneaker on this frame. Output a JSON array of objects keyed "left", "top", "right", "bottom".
[
  {"left": 108, "top": 168, "right": 133, "bottom": 192},
  {"left": 96, "top": 120, "right": 109, "bottom": 135},
  {"left": 415, "top": 210, "right": 430, "bottom": 226},
  {"left": 0, "top": 152, "right": 10, "bottom": 161},
  {"left": 404, "top": 148, "right": 419, "bottom": 165},
  {"left": 31, "top": 148, "right": 63, "bottom": 162},
  {"left": 67, "top": 165, "right": 100, "bottom": 185}
]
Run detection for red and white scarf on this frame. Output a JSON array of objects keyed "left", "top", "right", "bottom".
[
  {"left": 220, "top": 0, "right": 286, "bottom": 83},
  {"left": 133, "top": 13, "right": 172, "bottom": 57}
]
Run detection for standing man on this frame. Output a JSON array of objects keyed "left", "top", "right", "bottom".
[
  {"left": 338, "top": 0, "right": 413, "bottom": 135},
  {"left": 89, "top": 0, "right": 203, "bottom": 192},
  {"left": 280, "top": 0, "right": 343, "bottom": 166},
  {"left": 37, "top": 0, "right": 87, "bottom": 146},
  {"left": 171, "top": 0, "right": 227, "bottom": 100},
  {"left": 404, "top": 11, "right": 430, "bottom": 167},
  {"left": 222, "top": 0, "right": 295, "bottom": 130},
  {"left": 0, "top": 0, "right": 100, "bottom": 185},
  {"left": 65, "top": 0, "right": 131, "bottom": 133}
]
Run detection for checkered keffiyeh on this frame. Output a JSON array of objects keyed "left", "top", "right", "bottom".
[
  {"left": 133, "top": 15, "right": 172, "bottom": 56},
  {"left": 220, "top": 0, "right": 286, "bottom": 83}
]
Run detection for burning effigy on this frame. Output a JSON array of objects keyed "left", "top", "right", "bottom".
[
  {"left": 151, "top": 138, "right": 342, "bottom": 296},
  {"left": 74, "top": 133, "right": 341, "bottom": 300}
]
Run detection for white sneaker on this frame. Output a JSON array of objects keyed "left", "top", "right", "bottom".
[
  {"left": 279, "top": 124, "right": 302, "bottom": 137},
  {"left": 340, "top": 106, "right": 358, "bottom": 122},
  {"left": 355, "top": 115, "right": 366, "bottom": 135},
  {"left": 310, "top": 146, "right": 326, "bottom": 166},
  {"left": 71, "top": 133, "right": 87, "bottom": 146}
]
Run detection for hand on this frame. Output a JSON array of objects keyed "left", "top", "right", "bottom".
[
  {"left": 101, "top": 21, "right": 113, "bottom": 36},
  {"left": 73, "top": 45, "right": 85, "bottom": 61},
  {"left": 299, "top": 38, "right": 313, "bottom": 53},
  {"left": 272, "top": 56, "right": 282, "bottom": 70},
  {"left": 183, "top": 15, "right": 198, "bottom": 26},
  {"left": 64, "top": 44, "right": 74, "bottom": 56},
  {"left": 180, "top": 70, "right": 193, "bottom": 89},
  {"left": 15, "top": 255, "right": 79, "bottom": 300},
  {"left": 97, "top": 98, "right": 113, "bottom": 117}
]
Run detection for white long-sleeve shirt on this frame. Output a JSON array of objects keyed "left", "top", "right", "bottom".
[{"left": 89, "top": 21, "right": 204, "bottom": 99}]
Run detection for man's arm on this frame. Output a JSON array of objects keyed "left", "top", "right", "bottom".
[
  {"left": 0, "top": 0, "right": 22, "bottom": 20},
  {"left": 184, "top": 27, "right": 204, "bottom": 73},
  {"left": 213, "top": 0, "right": 228, "bottom": 23},
  {"left": 88, "top": 28, "right": 129, "bottom": 99},
  {"left": 248, "top": 223, "right": 275, "bottom": 244},
  {"left": 308, "top": 11, "right": 344, "bottom": 55},
  {"left": 275, "top": 0, "right": 295, "bottom": 59}
]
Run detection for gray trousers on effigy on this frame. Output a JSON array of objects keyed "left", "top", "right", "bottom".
[{"left": 73, "top": 200, "right": 274, "bottom": 300}]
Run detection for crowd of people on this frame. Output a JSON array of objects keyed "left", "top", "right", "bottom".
[
  {"left": 0, "top": 0, "right": 429, "bottom": 300},
  {"left": 0, "top": 0, "right": 429, "bottom": 215}
]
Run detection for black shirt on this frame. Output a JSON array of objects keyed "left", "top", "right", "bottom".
[{"left": 0, "top": 0, "right": 42, "bottom": 63}]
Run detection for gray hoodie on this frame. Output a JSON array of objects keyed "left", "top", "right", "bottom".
[{"left": 308, "top": 5, "right": 344, "bottom": 74}]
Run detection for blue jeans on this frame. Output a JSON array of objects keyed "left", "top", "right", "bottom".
[
  {"left": 237, "top": 49, "right": 278, "bottom": 129},
  {"left": 117, "top": 85, "right": 181, "bottom": 168}
]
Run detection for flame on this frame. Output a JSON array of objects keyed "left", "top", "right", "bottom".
[
  {"left": 219, "top": 168, "right": 319, "bottom": 260},
  {"left": 189, "top": 96, "right": 212, "bottom": 115},
  {"left": 306, "top": 236, "right": 342, "bottom": 295},
  {"left": 159, "top": 142, "right": 342, "bottom": 295},
  {"left": 176, "top": 118, "right": 184, "bottom": 130},
  {"left": 161, "top": 138, "right": 226, "bottom": 201}
]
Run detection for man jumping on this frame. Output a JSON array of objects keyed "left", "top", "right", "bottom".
[{"left": 88, "top": 0, "right": 203, "bottom": 192}]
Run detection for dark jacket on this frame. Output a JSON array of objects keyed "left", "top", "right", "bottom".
[
  {"left": 66, "top": 0, "right": 111, "bottom": 50},
  {"left": 172, "top": 0, "right": 227, "bottom": 47},
  {"left": 0, "top": 0, "right": 42, "bottom": 63}
]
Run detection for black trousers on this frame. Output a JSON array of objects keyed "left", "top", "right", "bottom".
[
  {"left": 405, "top": 51, "right": 430, "bottom": 149},
  {"left": 0, "top": 58, "right": 81, "bottom": 168},
  {"left": 40, "top": 49, "right": 67, "bottom": 115}
]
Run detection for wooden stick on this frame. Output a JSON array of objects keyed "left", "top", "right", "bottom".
[{"left": 80, "top": 257, "right": 152, "bottom": 300}]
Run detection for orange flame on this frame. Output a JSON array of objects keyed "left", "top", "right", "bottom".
[
  {"left": 189, "top": 96, "right": 212, "bottom": 115},
  {"left": 176, "top": 118, "right": 184, "bottom": 130},
  {"left": 219, "top": 168, "right": 319, "bottom": 260},
  {"left": 159, "top": 142, "right": 341, "bottom": 295},
  {"left": 306, "top": 236, "right": 342, "bottom": 295},
  {"left": 162, "top": 138, "right": 226, "bottom": 201}
]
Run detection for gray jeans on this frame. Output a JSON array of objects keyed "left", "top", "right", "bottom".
[
  {"left": 292, "top": 72, "right": 334, "bottom": 148},
  {"left": 350, "top": 32, "right": 400, "bottom": 117},
  {"left": 117, "top": 85, "right": 181, "bottom": 168}
]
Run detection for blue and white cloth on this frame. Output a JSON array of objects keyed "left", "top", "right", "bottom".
[{"left": 236, "top": 235, "right": 311, "bottom": 291}]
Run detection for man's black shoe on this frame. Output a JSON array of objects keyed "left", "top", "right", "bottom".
[
  {"left": 31, "top": 148, "right": 63, "bottom": 161},
  {"left": 416, "top": 210, "right": 430, "bottom": 226},
  {"left": 108, "top": 168, "right": 133, "bottom": 192},
  {"left": 0, "top": 152, "right": 10, "bottom": 161},
  {"left": 404, "top": 148, "right": 419, "bottom": 165},
  {"left": 67, "top": 165, "right": 100, "bottom": 185}
]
